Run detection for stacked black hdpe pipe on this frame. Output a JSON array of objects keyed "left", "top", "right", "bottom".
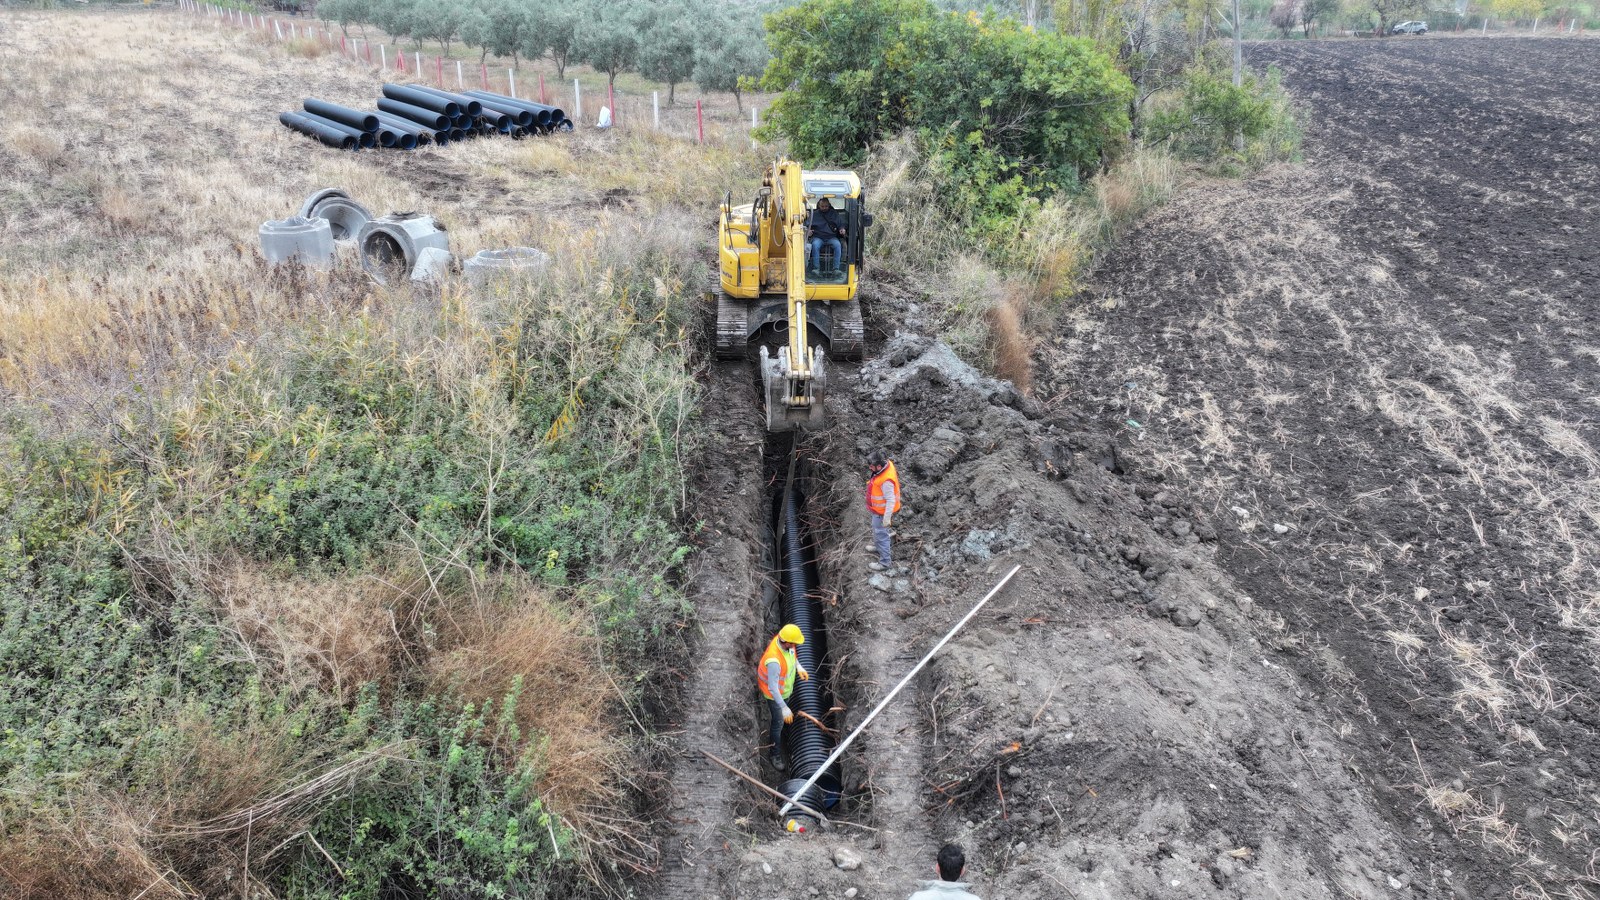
[
  {"left": 279, "top": 84, "right": 573, "bottom": 151},
  {"left": 777, "top": 481, "right": 841, "bottom": 818}
]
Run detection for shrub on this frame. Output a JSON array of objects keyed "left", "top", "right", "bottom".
[
  {"left": 1144, "top": 59, "right": 1302, "bottom": 166},
  {"left": 761, "top": 0, "right": 1132, "bottom": 240}
]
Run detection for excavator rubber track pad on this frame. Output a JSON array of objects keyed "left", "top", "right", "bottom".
[
  {"left": 712, "top": 278, "right": 751, "bottom": 360},
  {"left": 827, "top": 300, "right": 865, "bottom": 362}
]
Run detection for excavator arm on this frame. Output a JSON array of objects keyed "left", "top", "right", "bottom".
[{"left": 759, "top": 161, "right": 827, "bottom": 431}]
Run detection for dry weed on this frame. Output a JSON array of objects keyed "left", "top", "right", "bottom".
[
  {"left": 0, "top": 809, "right": 181, "bottom": 900},
  {"left": 211, "top": 560, "right": 429, "bottom": 701},
  {"left": 1423, "top": 783, "right": 1528, "bottom": 855},
  {"left": 985, "top": 290, "right": 1033, "bottom": 393},
  {"left": 3, "top": 126, "right": 68, "bottom": 175},
  {"left": 428, "top": 588, "right": 623, "bottom": 824}
]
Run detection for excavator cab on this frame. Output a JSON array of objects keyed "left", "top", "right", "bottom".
[{"left": 712, "top": 162, "right": 870, "bottom": 432}]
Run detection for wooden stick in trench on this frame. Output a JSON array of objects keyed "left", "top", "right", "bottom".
[{"left": 700, "top": 750, "right": 833, "bottom": 828}]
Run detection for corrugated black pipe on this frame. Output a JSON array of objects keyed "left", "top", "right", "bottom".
[
  {"left": 470, "top": 96, "right": 535, "bottom": 128},
  {"left": 381, "top": 83, "right": 459, "bottom": 118},
  {"left": 302, "top": 98, "right": 377, "bottom": 133},
  {"left": 776, "top": 482, "right": 841, "bottom": 813},
  {"left": 463, "top": 90, "right": 556, "bottom": 128},
  {"left": 296, "top": 111, "right": 377, "bottom": 148},
  {"left": 278, "top": 112, "right": 357, "bottom": 150},
  {"left": 404, "top": 84, "right": 483, "bottom": 117},
  {"left": 475, "top": 109, "right": 513, "bottom": 131},
  {"left": 374, "top": 112, "right": 433, "bottom": 145},
  {"left": 376, "top": 97, "right": 449, "bottom": 130}
]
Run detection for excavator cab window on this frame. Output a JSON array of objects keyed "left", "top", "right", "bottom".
[{"left": 804, "top": 195, "right": 857, "bottom": 286}]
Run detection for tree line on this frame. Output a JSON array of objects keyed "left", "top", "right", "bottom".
[{"left": 317, "top": 0, "right": 772, "bottom": 107}]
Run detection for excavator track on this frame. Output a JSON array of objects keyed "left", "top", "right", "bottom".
[
  {"left": 712, "top": 278, "right": 751, "bottom": 360},
  {"left": 826, "top": 299, "right": 865, "bottom": 362}
]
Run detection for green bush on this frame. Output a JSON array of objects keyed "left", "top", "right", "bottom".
[
  {"left": 285, "top": 682, "right": 571, "bottom": 900},
  {"left": 1144, "top": 60, "right": 1301, "bottom": 166},
  {"left": 760, "top": 0, "right": 1132, "bottom": 237}
]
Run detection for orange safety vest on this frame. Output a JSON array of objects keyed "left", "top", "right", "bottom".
[
  {"left": 758, "top": 636, "right": 798, "bottom": 700},
  {"left": 866, "top": 461, "right": 902, "bottom": 516}
]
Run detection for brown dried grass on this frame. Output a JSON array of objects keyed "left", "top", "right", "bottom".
[
  {"left": 213, "top": 560, "right": 429, "bottom": 701},
  {"left": 428, "top": 589, "right": 623, "bottom": 823},
  {"left": 985, "top": 290, "right": 1033, "bottom": 394},
  {"left": 0, "top": 812, "right": 181, "bottom": 900},
  {"left": 1, "top": 712, "right": 329, "bottom": 900}
]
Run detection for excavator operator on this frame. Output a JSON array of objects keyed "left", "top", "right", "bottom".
[{"left": 805, "top": 197, "right": 846, "bottom": 275}]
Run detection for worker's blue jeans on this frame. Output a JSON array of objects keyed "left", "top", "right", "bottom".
[
  {"left": 808, "top": 236, "right": 842, "bottom": 272},
  {"left": 768, "top": 697, "right": 786, "bottom": 760},
  {"left": 871, "top": 513, "right": 893, "bottom": 567}
]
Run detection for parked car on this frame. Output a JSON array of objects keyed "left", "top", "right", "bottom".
[{"left": 1392, "top": 20, "right": 1429, "bottom": 33}]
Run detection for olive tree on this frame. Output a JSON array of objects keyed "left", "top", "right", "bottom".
[
  {"left": 693, "top": 19, "right": 769, "bottom": 112},
  {"left": 410, "top": 0, "right": 466, "bottom": 52},
  {"left": 530, "top": 0, "right": 578, "bottom": 79},
  {"left": 638, "top": 4, "right": 699, "bottom": 103},
  {"left": 574, "top": 1, "right": 642, "bottom": 87},
  {"left": 463, "top": 0, "right": 534, "bottom": 65}
]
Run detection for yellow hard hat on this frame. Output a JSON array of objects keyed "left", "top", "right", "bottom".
[{"left": 778, "top": 624, "right": 805, "bottom": 645}]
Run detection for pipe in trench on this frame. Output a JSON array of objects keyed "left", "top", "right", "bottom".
[{"left": 774, "top": 466, "right": 841, "bottom": 818}]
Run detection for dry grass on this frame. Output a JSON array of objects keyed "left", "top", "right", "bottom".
[
  {"left": 426, "top": 589, "right": 625, "bottom": 830},
  {"left": 985, "top": 291, "right": 1033, "bottom": 393},
  {"left": 204, "top": 552, "right": 635, "bottom": 869},
  {"left": 211, "top": 560, "right": 430, "bottom": 701},
  {"left": 0, "top": 8, "right": 712, "bottom": 892},
  {"left": 0, "top": 712, "right": 389, "bottom": 899},
  {"left": 0, "top": 7, "right": 761, "bottom": 399}
]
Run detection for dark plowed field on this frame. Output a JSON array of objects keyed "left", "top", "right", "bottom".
[{"left": 1050, "top": 37, "right": 1600, "bottom": 898}]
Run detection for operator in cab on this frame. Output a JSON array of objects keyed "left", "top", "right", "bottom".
[{"left": 805, "top": 197, "right": 846, "bottom": 275}]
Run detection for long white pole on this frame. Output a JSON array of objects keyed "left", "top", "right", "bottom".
[
  {"left": 457, "top": 60, "right": 464, "bottom": 89},
  {"left": 778, "top": 565, "right": 1022, "bottom": 817}
]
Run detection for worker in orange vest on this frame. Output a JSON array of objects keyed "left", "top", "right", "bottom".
[
  {"left": 866, "top": 450, "right": 901, "bottom": 571},
  {"left": 759, "top": 623, "right": 810, "bottom": 767}
]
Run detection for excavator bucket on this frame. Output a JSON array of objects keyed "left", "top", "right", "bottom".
[{"left": 760, "top": 345, "right": 828, "bottom": 432}]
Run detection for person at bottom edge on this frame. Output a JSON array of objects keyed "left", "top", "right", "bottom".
[{"left": 907, "top": 843, "right": 981, "bottom": 900}]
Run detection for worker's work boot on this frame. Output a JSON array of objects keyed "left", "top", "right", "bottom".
[
  {"left": 768, "top": 750, "right": 786, "bottom": 771},
  {"left": 868, "top": 561, "right": 886, "bottom": 572}
]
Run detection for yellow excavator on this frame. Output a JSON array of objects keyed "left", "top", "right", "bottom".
[{"left": 712, "top": 159, "right": 870, "bottom": 431}]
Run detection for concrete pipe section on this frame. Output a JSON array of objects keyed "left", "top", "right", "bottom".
[
  {"left": 299, "top": 188, "right": 373, "bottom": 242},
  {"left": 464, "top": 247, "right": 551, "bottom": 288},
  {"left": 410, "top": 247, "right": 454, "bottom": 282},
  {"left": 358, "top": 213, "right": 450, "bottom": 285},
  {"left": 259, "top": 215, "right": 335, "bottom": 268}
]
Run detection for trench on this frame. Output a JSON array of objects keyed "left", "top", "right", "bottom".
[{"left": 763, "top": 433, "right": 844, "bottom": 828}]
